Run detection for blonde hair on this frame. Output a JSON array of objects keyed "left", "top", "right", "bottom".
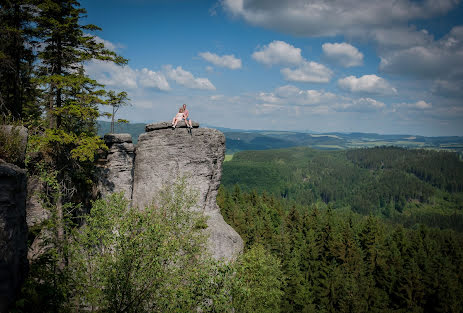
[{"left": 179, "top": 107, "right": 184, "bottom": 113}]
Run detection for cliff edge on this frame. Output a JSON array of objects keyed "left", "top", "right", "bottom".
[{"left": 99, "top": 122, "right": 243, "bottom": 261}]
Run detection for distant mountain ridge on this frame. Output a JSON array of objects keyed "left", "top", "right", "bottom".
[{"left": 97, "top": 121, "right": 463, "bottom": 155}]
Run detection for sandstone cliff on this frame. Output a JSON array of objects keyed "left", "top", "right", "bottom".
[
  {"left": 97, "top": 133, "right": 135, "bottom": 200},
  {"left": 0, "top": 162, "right": 28, "bottom": 312},
  {"left": 99, "top": 122, "right": 243, "bottom": 261}
]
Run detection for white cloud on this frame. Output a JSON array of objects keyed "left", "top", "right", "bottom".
[
  {"left": 379, "top": 26, "right": 463, "bottom": 81},
  {"left": 163, "top": 65, "right": 216, "bottom": 90},
  {"left": 338, "top": 74, "right": 397, "bottom": 95},
  {"left": 92, "top": 35, "right": 117, "bottom": 51},
  {"left": 281, "top": 61, "right": 333, "bottom": 83},
  {"left": 138, "top": 68, "right": 170, "bottom": 91},
  {"left": 257, "top": 85, "right": 337, "bottom": 106},
  {"left": 322, "top": 42, "right": 363, "bottom": 67},
  {"left": 252, "top": 40, "right": 303, "bottom": 66},
  {"left": 433, "top": 79, "right": 463, "bottom": 97},
  {"left": 222, "top": 0, "right": 458, "bottom": 38},
  {"left": 396, "top": 100, "right": 432, "bottom": 109},
  {"left": 209, "top": 94, "right": 224, "bottom": 101},
  {"left": 199, "top": 52, "right": 242, "bottom": 69},
  {"left": 85, "top": 60, "right": 138, "bottom": 89},
  {"left": 336, "top": 97, "right": 386, "bottom": 111},
  {"left": 85, "top": 60, "right": 170, "bottom": 91},
  {"left": 254, "top": 85, "right": 388, "bottom": 115}
]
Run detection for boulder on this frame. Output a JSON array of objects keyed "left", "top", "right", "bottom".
[
  {"left": 0, "top": 162, "right": 28, "bottom": 312},
  {"left": 97, "top": 133, "right": 135, "bottom": 200}
]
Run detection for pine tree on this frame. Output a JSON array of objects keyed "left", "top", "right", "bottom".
[
  {"left": 0, "top": 0, "right": 36, "bottom": 120},
  {"left": 104, "top": 90, "right": 130, "bottom": 133},
  {"left": 28, "top": 0, "right": 128, "bottom": 271}
]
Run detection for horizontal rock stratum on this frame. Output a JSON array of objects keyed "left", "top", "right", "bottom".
[{"left": 99, "top": 122, "right": 243, "bottom": 261}]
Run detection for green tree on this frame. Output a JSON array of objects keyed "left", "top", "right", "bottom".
[
  {"left": 233, "top": 244, "right": 284, "bottom": 313},
  {"left": 0, "top": 0, "right": 36, "bottom": 120},
  {"left": 18, "top": 179, "right": 236, "bottom": 312},
  {"left": 27, "top": 0, "right": 128, "bottom": 266},
  {"left": 104, "top": 90, "right": 130, "bottom": 133}
]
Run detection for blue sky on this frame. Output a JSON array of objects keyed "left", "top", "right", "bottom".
[{"left": 81, "top": 0, "right": 463, "bottom": 136}]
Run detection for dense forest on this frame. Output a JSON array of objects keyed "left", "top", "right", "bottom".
[
  {"left": 222, "top": 147, "right": 463, "bottom": 231},
  {"left": 219, "top": 146, "right": 463, "bottom": 312}
]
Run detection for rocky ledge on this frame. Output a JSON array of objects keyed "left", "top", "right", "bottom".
[{"left": 145, "top": 121, "right": 200, "bottom": 132}]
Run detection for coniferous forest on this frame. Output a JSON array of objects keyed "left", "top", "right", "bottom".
[
  {"left": 1, "top": 0, "right": 463, "bottom": 312},
  {"left": 218, "top": 146, "right": 463, "bottom": 312}
]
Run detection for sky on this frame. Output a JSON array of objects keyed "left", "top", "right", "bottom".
[{"left": 81, "top": 0, "right": 463, "bottom": 136}]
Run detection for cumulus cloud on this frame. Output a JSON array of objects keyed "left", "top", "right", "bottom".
[
  {"left": 281, "top": 61, "right": 333, "bottom": 83},
  {"left": 85, "top": 60, "right": 170, "bottom": 91},
  {"left": 199, "top": 52, "right": 242, "bottom": 69},
  {"left": 222, "top": 0, "right": 458, "bottom": 38},
  {"left": 255, "top": 85, "right": 385, "bottom": 114},
  {"left": 163, "top": 65, "right": 216, "bottom": 90},
  {"left": 432, "top": 79, "right": 463, "bottom": 97},
  {"left": 257, "top": 85, "right": 337, "bottom": 106},
  {"left": 395, "top": 100, "right": 432, "bottom": 109},
  {"left": 336, "top": 97, "right": 386, "bottom": 112},
  {"left": 380, "top": 26, "right": 463, "bottom": 82},
  {"left": 92, "top": 35, "right": 117, "bottom": 51},
  {"left": 252, "top": 40, "right": 304, "bottom": 66},
  {"left": 138, "top": 68, "right": 170, "bottom": 90},
  {"left": 338, "top": 74, "right": 397, "bottom": 95},
  {"left": 322, "top": 42, "right": 363, "bottom": 67}
]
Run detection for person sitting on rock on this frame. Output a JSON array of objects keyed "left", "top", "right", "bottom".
[
  {"left": 182, "top": 103, "right": 193, "bottom": 129},
  {"left": 171, "top": 107, "right": 185, "bottom": 129}
]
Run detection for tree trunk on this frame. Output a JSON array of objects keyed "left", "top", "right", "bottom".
[{"left": 111, "top": 105, "right": 115, "bottom": 133}]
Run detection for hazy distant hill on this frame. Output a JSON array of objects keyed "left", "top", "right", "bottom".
[{"left": 97, "top": 121, "right": 463, "bottom": 155}]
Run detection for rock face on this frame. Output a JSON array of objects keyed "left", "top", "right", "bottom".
[
  {"left": 99, "top": 122, "right": 243, "bottom": 261},
  {"left": 97, "top": 133, "right": 135, "bottom": 200},
  {"left": 133, "top": 125, "right": 243, "bottom": 260},
  {"left": 0, "top": 162, "right": 28, "bottom": 312}
]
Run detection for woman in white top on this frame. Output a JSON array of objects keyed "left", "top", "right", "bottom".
[{"left": 171, "top": 107, "right": 185, "bottom": 129}]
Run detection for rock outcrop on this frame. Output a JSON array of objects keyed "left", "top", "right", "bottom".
[
  {"left": 97, "top": 133, "right": 135, "bottom": 200},
  {"left": 98, "top": 122, "right": 243, "bottom": 261},
  {"left": 133, "top": 123, "right": 243, "bottom": 260},
  {"left": 0, "top": 162, "right": 28, "bottom": 312}
]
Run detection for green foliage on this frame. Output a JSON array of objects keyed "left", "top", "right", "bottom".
[
  {"left": 0, "top": 0, "right": 37, "bottom": 120},
  {"left": 222, "top": 146, "right": 463, "bottom": 231},
  {"left": 232, "top": 244, "right": 284, "bottom": 313},
  {"left": 16, "top": 180, "right": 240, "bottom": 312},
  {"left": 104, "top": 90, "right": 131, "bottom": 133},
  {"left": 218, "top": 188, "right": 463, "bottom": 313},
  {"left": 0, "top": 124, "right": 23, "bottom": 164}
]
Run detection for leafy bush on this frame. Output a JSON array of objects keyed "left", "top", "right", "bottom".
[
  {"left": 16, "top": 179, "right": 236, "bottom": 312},
  {"left": 0, "top": 125, "right": 24, "bottom": 165}
]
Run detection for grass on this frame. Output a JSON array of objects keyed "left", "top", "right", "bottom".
[{"left": 224, "top": 154, "right": 234, "bottom": 162}]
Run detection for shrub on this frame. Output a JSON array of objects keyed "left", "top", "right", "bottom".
[{"left": 0, "top": 125, "right": 24, "bottom": 165}]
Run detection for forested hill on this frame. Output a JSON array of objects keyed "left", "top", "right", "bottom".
[
  {"left": 221, "top": 146, "right": 463, "bottom": 231},
  {"left": 218, "top": 146, "right": 463, "bottom": 312}
]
